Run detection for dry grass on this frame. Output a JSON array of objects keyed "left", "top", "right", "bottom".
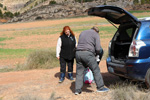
[
  {"left": 111, "top": 82, "right": 150, "bottom": 100},
  {"left": 19, "top": 92, "right": 56, "bottom": 100},
  {"left": 16, "top": 49, "right": 59, "bottom": 70}
]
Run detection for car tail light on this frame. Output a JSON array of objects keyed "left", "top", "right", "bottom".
[{"left": 128, "top": 40, "right": 146, "bottom": 57}]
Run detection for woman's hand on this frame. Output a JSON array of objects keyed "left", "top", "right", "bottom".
[{"left": 57, "top": 57, "right": 60, "bottom": 60}]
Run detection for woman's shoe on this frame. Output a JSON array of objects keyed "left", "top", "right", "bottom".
[
  {"left": 68, "top": 72, "right": 74, "bottom": 80},
  {"left": 59, "top": 73, "right": 65, "bottom": 83},
  {"left": 59, "top": 78, "right": 64, "bottom": 83}
]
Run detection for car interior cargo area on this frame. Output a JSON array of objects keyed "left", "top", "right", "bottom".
[{"left": 111, "top": 23, "right": 137, "bottom": 61}]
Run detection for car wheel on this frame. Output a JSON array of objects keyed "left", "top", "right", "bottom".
[{"left": 145, "top": 68, "right": 150, "bottom": 88}]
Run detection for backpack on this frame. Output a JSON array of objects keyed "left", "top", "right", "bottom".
[{"left": 84, "top": 67, "right": 94, "bottom": 84}]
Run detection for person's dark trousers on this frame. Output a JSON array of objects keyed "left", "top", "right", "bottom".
[
  {"left": 75, "top": 51, "right": 104, "bottom": 92},
  {"left": 59, "top": 57, "right": 74, "bottom": 73}
]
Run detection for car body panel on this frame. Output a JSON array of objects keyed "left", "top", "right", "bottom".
[
  {"left": 136, "top": 21, "right": 150, "bottom": 40},
  {"left": 107, "top": 56, "right": 150, "bottom": 81}
]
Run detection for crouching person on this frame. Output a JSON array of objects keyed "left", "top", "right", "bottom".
[
  {"left": 56, "top": 26, "right": 76, "bottom": 83},
  {"left": 75, "top": 26, "right": 109, "bottom": 95}
]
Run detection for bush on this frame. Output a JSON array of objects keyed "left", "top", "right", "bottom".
[
  {"left": 141, "top": 0, "right": 145, "bottom": 4},
  {"left": 23, "top": 49, "right": 59, "bottom": 70},
  {"left": 0, "top": 3, "right": 3, "bottom": 8},
  {"left": 30, "top": 6, "right": 33, "bottom": 9},
  {"left": 4, "top": 6, "right": 7, "bottom": 10},
  {"left": 3, "top": 11, "right": 14, "bottom": 18},
  {"left": 14, "top": 12, "right": 20, "bottom": 17},
  {"left": 0, "top": 9, "right": 3, "bottom": 18},
  {"left": 34, "top": 2, "right": 38, "bottom": 6},
  {"left": 146, "top": 0, "right": 150, "bottom": 3},
  {"left": 133, "top": 0, "right": 139, "bottom": 4},
  {"left": 49, "top": 0, "right": 57, "bottom": 5}
]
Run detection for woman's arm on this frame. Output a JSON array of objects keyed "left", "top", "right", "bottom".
[{"left": 56, "top": 37, "right": 62, "bottom": 59}]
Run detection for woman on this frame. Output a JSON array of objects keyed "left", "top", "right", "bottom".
[{"left": 56, "top": 26, "right": 76, "bottom": 83}]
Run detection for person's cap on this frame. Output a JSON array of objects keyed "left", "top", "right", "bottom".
[{"left": 91, "top": 26, "right": 99, "bottom": 33}]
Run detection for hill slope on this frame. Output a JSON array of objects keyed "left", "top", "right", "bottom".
[
  {"left": 0, "top": 0, "right": 29, "bottom": 13},
  {"left": 8, "top": 0, "right": 134, "bottom": 23},
  {"left": 0, "top": 0, "right": 73, "bottom": 13},
  {"left": 2, "top": 0, "right": 150, "bottom": 23}
]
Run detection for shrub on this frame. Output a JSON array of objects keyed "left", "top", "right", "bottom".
[
  {"left": 23, "top": 49, "right": 59, "bottom": 70},
  {"left": 146, "top": 0, "right": 150, "bottom": 3},
  {"left": 133, "top": 0, "right": 139, "bottom": 4},
  {"left": 4, "top": 6, "right": 7, "bottom": 10},
  {"left": 34, "top": 2, "right": 38, "bottom": 6},
  {"left": 14, "top": 12, "right": 20, "bottom": 17},
  {"left": 30, "top": 6, "right": 33, "bottom": 9},
  {"left": 141, "top": 0, "right": 145, "bottom": 4},
  {"left": 104, "top": 2, "right": 107, "bottom": 5},
  {"left": 49, "top": 0, "right": 57, "bottom": 5},
  {"left": 0, "top": 9, "right": 3, "bottom": 18},
  {"left": 0, "top": 3, "right": 3, "bottom": 8},
  {"left": 3, "top": 11, "right": 14, "bottom": 18}
]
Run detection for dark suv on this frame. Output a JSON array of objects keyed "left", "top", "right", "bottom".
[{"left": 88, "top": 5, "right": 150, "bottom": 87}]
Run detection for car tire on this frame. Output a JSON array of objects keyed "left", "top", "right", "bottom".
[{"left": 145, "top": 68, "right": 150, "bottom": 88}]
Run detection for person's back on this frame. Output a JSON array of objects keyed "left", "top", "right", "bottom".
[
  {"left": 76, "top": 29, "right": 101, "bottom": 54},
  {"left": 75, "top": 26, "right": 109, "bottom": 95}
]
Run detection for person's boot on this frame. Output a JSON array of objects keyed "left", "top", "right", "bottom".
[
  {"left": 59, "top": 73, "right": 65, "bottom": 83},
  {"left": 68, "top": 72, "right": 74, "bottom": 80}
]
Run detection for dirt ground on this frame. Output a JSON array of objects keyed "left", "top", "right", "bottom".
[
  {"left": 0, "top": 60, "right": 120, "bottom": 100},
  {"left": 0, "top": 17, "right": 120, "bottom": 100}
]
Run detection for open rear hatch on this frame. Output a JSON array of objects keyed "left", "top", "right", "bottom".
[
  {"left": 87, "top": 5, "right": 138, "bottom": 25},
  {"left": 87, "top": 5, "right": 139, "bottom": 63}
]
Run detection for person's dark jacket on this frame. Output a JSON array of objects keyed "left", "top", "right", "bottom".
[{"left": 60, "top": 33, "right": 76, "bottom": 60}]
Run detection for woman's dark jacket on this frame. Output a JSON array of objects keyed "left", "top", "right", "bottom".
[{"left": 60, "top": 33, "right": 76, "bottom": 60}]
